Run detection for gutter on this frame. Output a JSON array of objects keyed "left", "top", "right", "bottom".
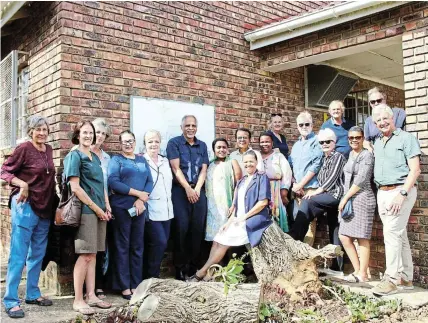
[
  {"left": 244, "top": 1, "right": 408, "bottom": 50},
  {"left": 1, "top": 1, "right": 26, "bottom": 28}
]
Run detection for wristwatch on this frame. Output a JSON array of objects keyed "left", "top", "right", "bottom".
[{"left": 399, "top": 189, "right": 408, "bottom": 197}]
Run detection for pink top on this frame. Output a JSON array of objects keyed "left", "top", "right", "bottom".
[{"left": 1, "top": 141, "right": 56, "bottom": 219}]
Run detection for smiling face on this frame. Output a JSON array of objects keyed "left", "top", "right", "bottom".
[
  {"left": 369, "top": 91, "right": 386, "bottom": 108},
  {"left": 348, "top": 130, "right": 364, "bottom": 151},
  {"left": 318, "top": 133, "right": 336, "bottom": 154},
  {"left": 94, "top": 125, "right": 107, "bottom": 147},
  {"left": 78, "top": 123, "right": 95, "bottom": 148},
  {"left": 181, "top": 117, "right": 197, "bottom": 140},
  {"left": 121, "top": 133, "right": 136, "bottom": 154},
  {"left": 214, "top": 140, "right": 228, "bottom": 160},
  {"left": 145, "top": 132, "right": 161, "bottom": 156},
  {"left": 296, "top": 117, "right": 313, "bottom": 137},
  {"left": 31, "top": 124, "right": 49, "bottom": 145},
  {"left": 270, "top": 115, "right": 283, "bottom": 133},
  {"left": 329, "top": 102, "right": 343, "bottom": 120},
  {"left": 243, "top": 154, "right": 257, "bottom": 175},
  {"left": 373, "top": 110, "right": 395, "bottom": 136},
  {"left": 259, "top": 135, "right": 273, "bottom": 154},
  {"left": 236, "top": 130, "right": 250, "bottom": 150}
]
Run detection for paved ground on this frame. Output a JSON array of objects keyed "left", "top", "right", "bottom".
[{"left": 0, "top": 259, "right": 127, "bottom": 323}]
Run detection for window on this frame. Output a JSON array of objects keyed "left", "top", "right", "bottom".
[
  {"left": 0, "top": 50, "right": 29, "bottom": 148},
  {"left": 344, "top": 90, "right": 371, "bottom": 127}
]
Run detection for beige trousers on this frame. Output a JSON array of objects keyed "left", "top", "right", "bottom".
[
  {"left": 377, "top": 186, "right": 417, "bottom": 281},
  {"left": 295, "top": 189, "right": 317, "bottom": 246}
]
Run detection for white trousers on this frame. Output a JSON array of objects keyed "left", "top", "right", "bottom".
[{"left": 377, "top": 186, "right": 417, "bottom": 281}]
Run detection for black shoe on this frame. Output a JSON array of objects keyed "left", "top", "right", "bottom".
[
  {"left": 6, "top": 307, "right": 25, "bottom": 319},
  {"left": 121, "top": 294, "right": 132, "bottom": 300},
  {"left": 25, "top": 297, "right": 53, "bottom": 306},
  {"left": 175, "top": 267, "right": 186, "bottom": 281}
]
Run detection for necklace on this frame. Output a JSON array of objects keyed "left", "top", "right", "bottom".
[{"left": 38, "top": 150, "right": 50, "bottom": 174}]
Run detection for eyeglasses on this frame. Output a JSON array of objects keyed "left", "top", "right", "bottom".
[
  {"left": 319, "top": 140, "right": 334, "bottom": 145},
  {"left": 237, "top": 136, "right": 249, "bottom": 140},
  {"left": 369, "top": 98, "right": 383, "bottom": 105},
  {"left": 298, "top": 123, "right": 311, "bottom": 127},
  {"left": 271, "top": 113, "right": 282, "bottom": 117},
  {"left": 348, "top": 136, "right": 363, "bottom": 141},
  {"left": 121, "top": 139, "right": 135, "bottom": 145}
]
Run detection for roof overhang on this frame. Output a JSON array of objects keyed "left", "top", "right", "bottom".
[
  {"left": 244, "top": 1, "right": 408, "bottom": 50},
  {"left": 1, "top": 1, "right": 27, "bottom": 28}
]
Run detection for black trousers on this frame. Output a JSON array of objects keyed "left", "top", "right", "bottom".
[
  {"left": 171, "top": 185, "right": 207, "bottom": 275},
  {"left": 144, "top": 219, "right": 171, "bottom": 278},
  {"left": 289, "top": 192, "right": 343, "bottom": 270}
]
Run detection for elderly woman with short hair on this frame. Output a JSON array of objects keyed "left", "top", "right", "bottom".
[
  {"left": 321, "top": 100, "right": 355, "bottom": 158},
  {"left": 290, "top": 128, "right": 347, "bottom": 270},
  {"left": 1, "top": 116, "right": 56, "bottom": 318},
  {"left": 266, "top": 113, "right": 289, "bottom": 157}
]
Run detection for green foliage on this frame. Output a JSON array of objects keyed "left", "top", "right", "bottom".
[
  {"left": 259, "top": 303, "right": 289, "bottom": 322},
  {"left": 209, "top": 253, "right": 247, "bottom": 295},
  {"left": 297, "top": 308, "right": 329, "bottom": 323},
  {"left": 74, "top": 315, "right": 83, "bottom": 323}
]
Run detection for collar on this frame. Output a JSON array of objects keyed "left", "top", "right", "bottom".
[
  {"left": 380, "top": 127, "right": 401, "bottom": 139},
  {"left": 235, "top": 147, "right": 254, "bottom": 156},
  {"left": 180, "top": 134, "right": 199, "bottom": 146},
  {"left": 143, "top": 153, "right": 166, "bottom": 167},
  {"left": 331, "top": 117, "right": 346, "bottom": 125},
  {"left": 299, "top": 132, "right": 315, "bottom": 141},
  {"left": 324, "top": 149, "right": 336, "bottom": 158}
]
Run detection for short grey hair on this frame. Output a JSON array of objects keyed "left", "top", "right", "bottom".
[
  {"left": 144, "top": 129, "right": 162, "bottom": 144},
  {"left": 318, "top": 128, "right": 337, "bottom": 142},
  {"left": 181, "top": 115, "right": 198, "bottom": 127},
  {"left": 368, "top": 86, "right": 386, "bottom": 98},
  {"left": 348, "top": 126, "right": 364, "bottom": 135},
  {"left": 296, "top": 111, "right": 313, "bottom": 124},
  {"left": 372, "top": 103, "right": 393, "bottom": 120},
  {"left": 92, "top": 118, "right": 112, "bottom": 138},
  {"left": 27, "top": 115, "right": 49, "bottom": 136}
]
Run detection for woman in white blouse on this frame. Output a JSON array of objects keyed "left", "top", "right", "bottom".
[{"left": 143, "top": 130, "right": 174, "bottom": 278}]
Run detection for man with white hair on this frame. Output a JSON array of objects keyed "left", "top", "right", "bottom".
[
  {"left": 371, "top": 104, "right": 421, "bottom": 296},
  {"left": 321, "top": 100, "right": 355, "bottom": 159},
  {"left": 363, "top": 87, "right": 406, "bottom": 153}
]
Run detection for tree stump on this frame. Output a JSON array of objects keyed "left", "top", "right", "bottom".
[
  {"left": 130, "top": 278, "right": 261, "bottom": 322},
  {"left": 248, "top": 222, "right": 342, "bottom": 300}
]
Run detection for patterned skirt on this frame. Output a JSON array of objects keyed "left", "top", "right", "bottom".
[{"left": 270, "top": 180, "right": 289, "bottom": 233}]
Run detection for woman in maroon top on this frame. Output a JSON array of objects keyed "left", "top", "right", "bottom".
[{"left": 1, "top": 116, "right": 57, "bottom": 319}]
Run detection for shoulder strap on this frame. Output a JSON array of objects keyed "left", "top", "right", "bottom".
[{"left": 349, "top": 151, "right": 362, "bottom": 186}]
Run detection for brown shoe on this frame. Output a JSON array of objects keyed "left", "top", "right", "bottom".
[
  {"left": 397, "top": 278, "right": 414, "bottom": 290},
  {"left": 372, "top": 278, "right": 397, "bottom": 296}
]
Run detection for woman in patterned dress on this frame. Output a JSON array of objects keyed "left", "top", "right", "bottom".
[
  {"left": 259, "top": 132, "right": 292, "bottom": 232},
  {"left": 205, "top": 138, "right": 242, "bottom": 241},
  {"left": 339, "top": 126, "right": 376, "bottom": 283}
]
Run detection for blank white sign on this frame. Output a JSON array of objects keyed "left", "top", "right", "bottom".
[{"left": 130, "top": 97, "right": 216, "bottom": 159}]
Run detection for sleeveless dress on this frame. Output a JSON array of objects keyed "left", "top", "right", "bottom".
[
  {"left": 339, "top": 150, "right": 376, "bottom": 239},
  {"left": 205, "top": 159, "right": 235, "bottom": 241}
]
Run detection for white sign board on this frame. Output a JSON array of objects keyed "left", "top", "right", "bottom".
[{"left": 130, "top": 97, "right": 216, "bottom": 159}]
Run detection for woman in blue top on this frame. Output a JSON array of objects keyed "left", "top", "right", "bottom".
[
  {"left": 188, "top": 150, "right": 271, "bottom": 281},
  {"left": 108, "top": 130, "right": 153, "bottom": 300}
]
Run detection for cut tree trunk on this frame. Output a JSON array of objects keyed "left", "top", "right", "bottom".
[
  {"left": 128, "top": 278, "right": 260, "bottom": 322},
  {"left": 101, "top": 222, "right": 342, "bottom": 322}
]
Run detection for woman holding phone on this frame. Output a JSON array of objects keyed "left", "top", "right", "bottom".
[{"left": 108, "top": 130, "right": 153, "bottom": 299}]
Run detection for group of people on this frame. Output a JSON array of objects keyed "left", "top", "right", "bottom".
[{"left": 1, "top": 87, "right": 421, "bottom": 319}]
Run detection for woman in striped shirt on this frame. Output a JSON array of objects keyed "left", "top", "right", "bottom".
[{"left": 289, "top": 128, "right": 346, "bottom": 270}]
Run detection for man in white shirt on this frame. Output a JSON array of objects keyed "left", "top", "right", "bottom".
[{"left": 229, "top": 128, "right": 264, "bottom": 173}]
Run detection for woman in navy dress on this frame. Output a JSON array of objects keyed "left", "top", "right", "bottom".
[
  {"left": 267, "top": 113, "right": 289, "bottom": 157},
  {"left": 188, "top": 150, "right": 271, "bottom": 281}
]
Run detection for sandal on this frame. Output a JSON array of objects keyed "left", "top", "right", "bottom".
[
  {"left": 344, "top": 273, "right": 368, "bottom": 283},
  {"left": 87, "top": 300, "right": 112, "bottom": 309},
  {"left": 73, "top": 305, "right": 96, "bottom": 315},
  {"left": 95, "top": 290, "right": 106, "bottom": 299},
  {"left": 186, "top": 274, "right": 203, "bottom": 282},
  {"left": 6, "top": 307, "right": 25, "bottom": 319},
  {"left": 25, "top": 296, "right": 53, "bottom": 306},
  {"left": 122, "top": 293, "right": 132, "bottom": 300}
]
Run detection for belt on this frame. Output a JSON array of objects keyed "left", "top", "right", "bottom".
[{"left": 378, "top": 184, "right": 402, "bottom": 191}]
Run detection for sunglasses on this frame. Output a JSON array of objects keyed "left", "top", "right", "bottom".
[
  {"left": 298, "top": 123, "right": 311, "bottom": 127},
  {"left": 271, "top": 113, "right": 282, "bottom": 117},
  {"left": 348, "top": 136, "right": 363, "bottom": 141},
  {"left": 369, "top": 98, "right": 383, "bottom": 105},
  {"left": 319, "top": 140, "right": 334, "bottom": 145},
  {"left": 121, "top": 139, "right": 135, "bottom": 145}
]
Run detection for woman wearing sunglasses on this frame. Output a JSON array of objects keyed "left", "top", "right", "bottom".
[
  {"left": 289, "top": 128, "right": 346, "bottom": 270},
  {"left": 338, "top": 126, "right": 375, "bottom": 283},
  {"left": 108, "top": 130, "right": 153, "bottom": 299}
]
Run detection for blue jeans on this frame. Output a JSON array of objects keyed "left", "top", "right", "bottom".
[{"left": 3, "top": 196, "right": 50, "bottom": 309}]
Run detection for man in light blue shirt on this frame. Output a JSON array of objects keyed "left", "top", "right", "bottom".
[{"left": 289, "top": 111, "right": 323, "bottom": 246}]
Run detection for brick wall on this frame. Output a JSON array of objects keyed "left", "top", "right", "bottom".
[
  {"left": 262, "top": 2, "right": 428, "bottom": 70},
  {"left": 402, "top": 27, "right": 428, "bottom": 287}
]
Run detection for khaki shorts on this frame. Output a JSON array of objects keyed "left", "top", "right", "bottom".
[{"left": 75, "top": 213, "right": 106, "bottom": 254}]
